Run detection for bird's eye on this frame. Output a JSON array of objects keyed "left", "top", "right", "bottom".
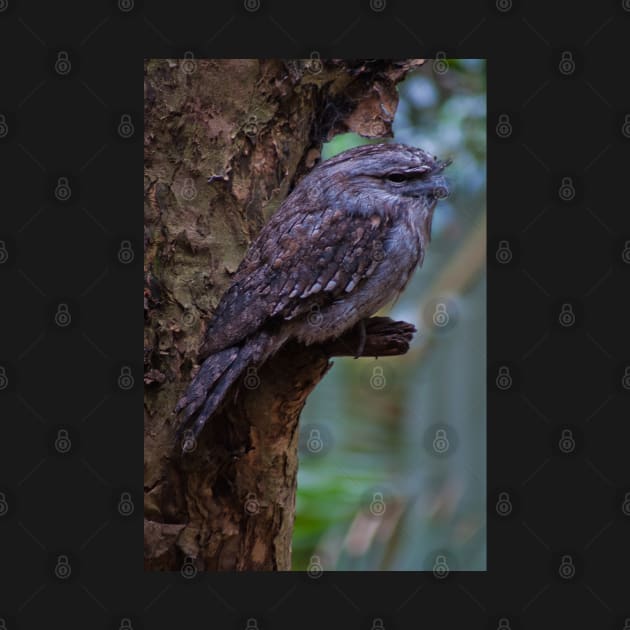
[{"left": 386, "top": 173, "right": 408, "bottom": 183}]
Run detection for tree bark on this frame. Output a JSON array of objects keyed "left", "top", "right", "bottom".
[{"left": 143, "top": 58, "right": 424, "bottom": 571}]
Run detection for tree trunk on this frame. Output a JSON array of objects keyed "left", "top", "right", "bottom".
[{"left": 143, "top": 58, "right": 424, "bottom": 571}]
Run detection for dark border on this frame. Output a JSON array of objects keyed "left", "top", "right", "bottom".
[{"left": 2, "top": 1, "right": 629, "bottom": 628}]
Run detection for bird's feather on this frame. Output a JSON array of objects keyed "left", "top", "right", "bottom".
[{"left": 198, "top": 204, "right": 391, "bottom": 359}]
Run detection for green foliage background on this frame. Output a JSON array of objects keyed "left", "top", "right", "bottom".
[{"left": 292, "top": 60, "right": 487, "bottom": 572}]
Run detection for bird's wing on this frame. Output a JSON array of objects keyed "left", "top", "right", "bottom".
[{"left": 198, "top": 204, "right": 391, "bottom": 358}]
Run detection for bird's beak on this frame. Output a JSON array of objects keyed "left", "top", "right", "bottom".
[{"left": 409, "top": 173, "right": 449, "bottom": 200}]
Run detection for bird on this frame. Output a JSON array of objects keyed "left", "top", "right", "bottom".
[{"left": 174, "top": 142, "right": 450, "bottom": 444}]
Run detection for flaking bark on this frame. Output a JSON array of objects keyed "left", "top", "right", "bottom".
[{"left": 144, "top": 58, "right": 424, "bottom": 571}]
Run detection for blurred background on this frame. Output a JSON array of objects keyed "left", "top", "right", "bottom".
[{"left": 292, "top": 59, "right": 486, "bottom": 571}]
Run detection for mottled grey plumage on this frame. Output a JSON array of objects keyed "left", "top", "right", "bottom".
[{"left": 175, "top": 143, "right": 450, "bottom": 442}]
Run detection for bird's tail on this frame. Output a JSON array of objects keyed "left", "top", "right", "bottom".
[{"left": 174, "top": 331, "right": 276, "bottom": 446}]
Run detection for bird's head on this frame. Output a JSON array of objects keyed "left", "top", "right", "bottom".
[{"left": 301, "top": 143, "right": 451, "bottom": 218}]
